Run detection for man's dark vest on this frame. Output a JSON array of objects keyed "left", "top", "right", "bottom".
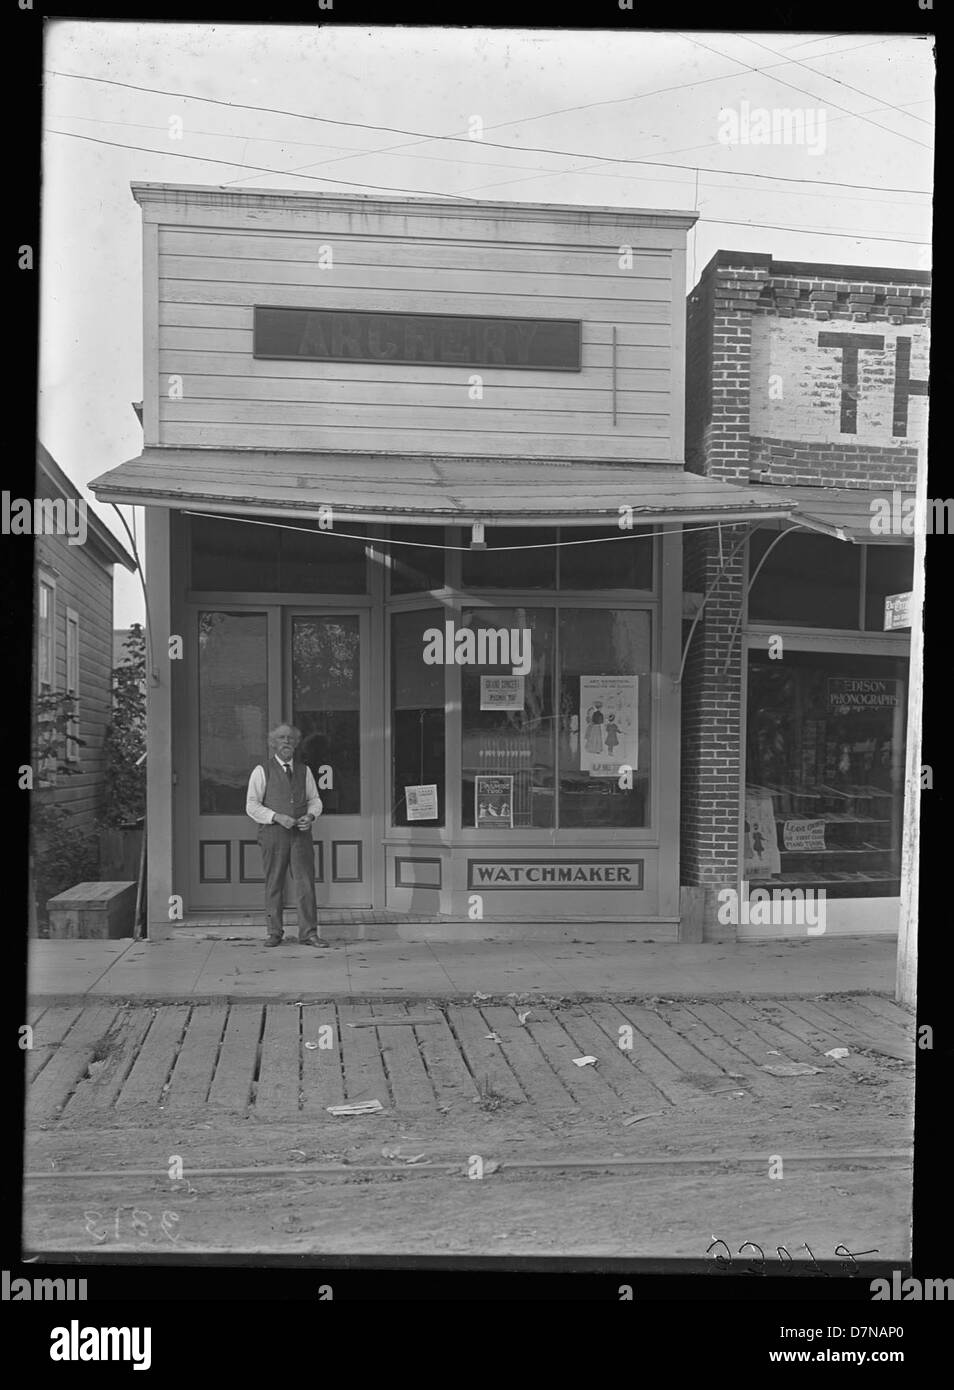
[{"left": 262, "top": 757, "right": 309, "bottom": 821}]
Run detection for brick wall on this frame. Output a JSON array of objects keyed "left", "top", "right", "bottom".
[{"left": 681, "top": 252, "right": 930, "bottom": 933}]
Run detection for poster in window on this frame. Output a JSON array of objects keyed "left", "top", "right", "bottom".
[
  {"left": 743, "top": 792, "right": 782, "bottom": 877},
  {"left": 475, "top": 775, "right": 514, "bottom": 828},
  {"left": 405, "top": 784, "right": 439, "bottom": 821},
  {"left": 579, "top": 676, "right": 638, "bottom": 777},
  {"left": 480, "top": 675, "right": 525, "bottom": 711}
]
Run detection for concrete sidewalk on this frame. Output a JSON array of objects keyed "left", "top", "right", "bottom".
[{"left": 27, "top": 933, "right": 898, "bottom": 1003}]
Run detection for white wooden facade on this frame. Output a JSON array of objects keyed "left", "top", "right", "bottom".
[
  {"left": 137, "top": 184, "right": 690, "bottom": 463},
  {"left": 113, "top": 185, "right": 709, "bottom": 938}
]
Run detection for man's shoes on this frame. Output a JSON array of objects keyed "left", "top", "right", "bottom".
[
  {"left": 263, "top": 936, "right": 283, "bottom": 948},
  {"left": 300, "top": 935, "right": 329, "bottom": 948}
]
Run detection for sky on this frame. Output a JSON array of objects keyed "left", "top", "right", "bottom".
[{"left": 38, "top": 24, "right": 934, "bottom": 627}]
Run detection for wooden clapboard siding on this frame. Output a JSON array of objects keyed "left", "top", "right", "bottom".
[
  {"left": 160, "top": 228, "right": 674, "bottom": 279},
  {"left": 33, "top": 525, "right": 115, "bottom": 834},
  {"left": 143, "top": 189, "right": 692, "bottom": 461}
]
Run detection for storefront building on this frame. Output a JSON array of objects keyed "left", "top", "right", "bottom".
[
  {"left": 90, "top": 185, "right": 823, "bottom": 940},
  {"left": 683, "top": 252, "right": 929, "bottom": 939}
]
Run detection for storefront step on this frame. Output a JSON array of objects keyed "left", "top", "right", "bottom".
[{"left": 177, "top": 914, "right": 678, "bottom": 943}]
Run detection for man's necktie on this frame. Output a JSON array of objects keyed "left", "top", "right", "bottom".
[{"left": 283, "top": 762, "right": 292, "bottom": 780}]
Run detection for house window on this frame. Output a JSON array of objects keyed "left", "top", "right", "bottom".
[
  {"left": 65, "top": 608, "right": 80, "bottom": 762},
  {"left": 37, "top": 577, "right": 55, "bottom": 690}
]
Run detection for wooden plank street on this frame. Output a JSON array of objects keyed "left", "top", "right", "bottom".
[{"left": 24, "top": 994, "right": 914, "bottom": 1126}]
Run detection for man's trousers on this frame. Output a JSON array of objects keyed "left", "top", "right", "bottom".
[{"left": 257, "top": 823, "right": 318, "bottom": 941}]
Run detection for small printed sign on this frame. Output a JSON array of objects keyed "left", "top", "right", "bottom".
[
  {"left": 883, "top": 591, "right": 912, "bottom": 631},
  {"left": 782, "top": 819, "right": 827, "bottom": 852},
  {"left": 480, "top": 675, "right": 525, "bottom": 711},
  {"left": 475, "top": 775, "right": 513, "bottom": 828},
  {"left": 405, "top": 784, "right": 438, "bottom": 821}
]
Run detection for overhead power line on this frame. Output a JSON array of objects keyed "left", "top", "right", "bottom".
[
  {"left": 46, "top": 126, "right": 931, "bottom": 246},
  {"left": 46, "top": 67, "right": 932, "bottom": 195},
  {"left": 680, "top": 32, "right": 933, "bottom": 150},
  {"left": 734, "top": 31, "right": 932, "bottom": 126},
  {"left": 52, "top": 109, "right": 932, "bottom": 206},
  {"left": 232, "top": 34, "right": 896, "bottom": 188},
  {"left": 46, "top": 128, "right": 477, "bottom": 201}
]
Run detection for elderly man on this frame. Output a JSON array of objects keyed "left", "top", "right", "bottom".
[{"left": 246, "top": 724, "right": 327, "bottom": 948}]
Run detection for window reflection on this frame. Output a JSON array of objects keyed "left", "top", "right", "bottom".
[
  {"left": 198, "top": 611, "right": 268, "bottom": 814},
  {"left": 292, "top": 616, "right": 361, "bottom": 815},
  {"left": 392, "top": 609, "right": 446, "bottom": 826},
  {"left": 460, "top": 608, "right": 555, "bottom": 827}
]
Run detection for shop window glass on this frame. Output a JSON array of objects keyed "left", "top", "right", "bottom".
[
  {"left": 191, "top": 515, "right": 366, "bottom": 592},
  {"left": 558, "top": 609, "right": 651, "bottom": 828},
  {"left": 864, "top": 545, "right": 915, "bottom": 631},
  {"left": 461, "top": 527, "right": 557, "bottom": 590},
  {"left": 745, "top": 650, "right": 906, "bottom": 899},
  {"left": 292, "top": 615, "right": 361, "bottom": 814},
  {"left": 192, "top": 515, "right": 279, "bottom": 591},
  {"left": 461, "top": 607, "right": 555, "bottom": 827},
  {"left": 389, "top": 525, "right": 445, "bottom": 595},
  {"left": 749, "top": 531, "right": 860, "bottom": 628},
  {"left": 560, "top": 526, "right": 654, "bottom": 591},
  {"left": 281, "top": 521, "right": 367, "bottom": 593},
  {"left": 198, "top": 611, "right": 268, "bottom": 814},
  {"left": 391, "top": 609, "right": 446, "bottom": 826}
]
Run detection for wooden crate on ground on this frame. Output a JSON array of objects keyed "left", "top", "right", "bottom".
[{"left": 47, "top": 882, "right": 137, "bottom": 939}]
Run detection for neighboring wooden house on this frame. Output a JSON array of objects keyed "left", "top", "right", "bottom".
[{"left": 33, "top": 443, "right": 137, "bottom": 830}]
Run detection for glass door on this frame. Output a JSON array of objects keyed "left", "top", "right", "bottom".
[
  {"left": 289, "top": 612, "right": 371, "bottom": 907},
  {"left": 188, "top": 609, "right": 278, "bottom": 910}
]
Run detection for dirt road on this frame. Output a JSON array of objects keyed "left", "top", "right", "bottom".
[{"left": 23, "top": 991, "right": 914, "bottom": 1258}]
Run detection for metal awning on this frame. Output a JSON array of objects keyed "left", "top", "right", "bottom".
[
  {"left": 90, "top": 449, "right": 804, "bottom": 528},
  {"left": 748, "top": 484, "right": 915, "bottom": 544}
]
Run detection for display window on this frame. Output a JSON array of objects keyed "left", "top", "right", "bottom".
[
  {"left": 461, "top": 606, "right": 555, "bottom": 828},
  {"left": 459, "top": 605, "right": 652, "bottom": 830},
  {"left": 745, "top": 650, "right": 907, "bottom": 898},
  {"left": 391, "top": 608, "right": 446, "bottom": 826}
]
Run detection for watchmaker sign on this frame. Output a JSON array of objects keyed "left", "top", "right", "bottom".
[
  {"left": 254, "top": 306, "right": 582, "bottom": 371},
  {"left": 467, "top": 858, "right": 644, "bottom": 890}
]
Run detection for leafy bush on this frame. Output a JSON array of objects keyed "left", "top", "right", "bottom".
[
  {"left": 101, "top": 623, "right": 146, "bottom": 827},
  {"left": 31, "top": 802, "right": 101, "bottom": 933}
]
